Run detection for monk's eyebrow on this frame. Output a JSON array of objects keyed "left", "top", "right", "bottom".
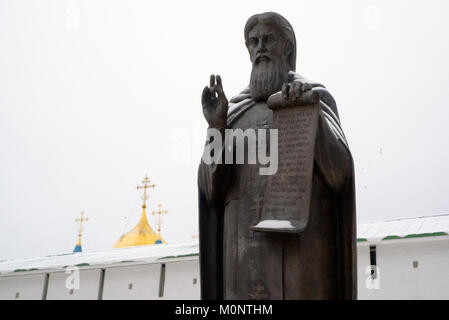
[
  {"left": 249, "top": 32, "right": 275, "bottom": 43},
  {"left": 264, "top": 32, "right": 277, "bottom": 40},
  {"left": 251, "top": 31, "right": 274, "bottom": 37}
]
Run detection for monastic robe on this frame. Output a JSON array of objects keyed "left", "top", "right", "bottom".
[{"left": 198, "top": 72, "right": 357, "bottom": 300}]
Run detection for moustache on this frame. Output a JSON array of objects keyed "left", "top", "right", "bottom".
[{"left": 254, "top": 54, "right": 271, "bottom": 64}]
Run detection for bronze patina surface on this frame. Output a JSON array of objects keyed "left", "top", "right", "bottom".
[
  {"left": 252, "top": 90, "right": 320, "bottom": 234},
  {"left": 198, "top": 12, "right": 356, "bottom": 300}
]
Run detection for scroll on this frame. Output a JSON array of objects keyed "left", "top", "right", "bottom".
[{"left": 251, "top": 90, "right": 320, "bottom": 234}]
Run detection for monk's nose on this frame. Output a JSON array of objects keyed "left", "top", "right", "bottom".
[{"left": 256, "top": 39, "right": 267, "bottom": 53}]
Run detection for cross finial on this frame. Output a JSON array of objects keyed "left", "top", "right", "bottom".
[
  {"left": 75, "top": 211, "right": 88, "bottom": 236},
  {"left": 152, "top": 203, "right": 168, "bottom": 233},
  {"left": 75, "top": 211, "right": 89, "bottom": 243},
  {"left": 136, "top": 175, "right": 156, "bottom": 208}
]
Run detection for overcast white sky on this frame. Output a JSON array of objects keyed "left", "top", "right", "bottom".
[{"left": 1, "top": 0, "right": 448, "bottom": 260}]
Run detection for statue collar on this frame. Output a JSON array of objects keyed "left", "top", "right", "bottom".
[{"left": 227, "top": 72, "right": 323, "bottom": 126}]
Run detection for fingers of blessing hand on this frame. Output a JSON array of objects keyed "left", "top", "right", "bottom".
[
  {"left": 215, "top": 75, "right": 224, "bottom": 95},
  {"left": 202, "top": 86, "right": 210, "bottom": 106},
  {"left": 208, "top": 74, "right": 225, "bottom": 97},
  {"left": 203, "top": 86, "right": 216, "bottom": 106}
]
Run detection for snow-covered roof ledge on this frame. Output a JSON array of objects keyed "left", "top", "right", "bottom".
[
  {"left": 357, "top": 214, "right": 449, "bottom": 245},
  {"left": 2, "top": 214, "right": 449, "bottom": 276},
  {"left": 0, "top": 241, "right": 199, "bottom": 276}
]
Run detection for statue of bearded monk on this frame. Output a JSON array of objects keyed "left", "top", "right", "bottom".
[{"left": 198, "top": 12, "right": 357, "bottom": 300}]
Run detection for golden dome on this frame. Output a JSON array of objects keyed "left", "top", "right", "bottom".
[
  {"left": 155, "top": 229, "right": 166, "bottom": 244},
  {"left": 114, "top": 176, "right": 167, "bottom": 248},
  {"left": 113, "top": 204, "right": 162, "bottom": 248}
]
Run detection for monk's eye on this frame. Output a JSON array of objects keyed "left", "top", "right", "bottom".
[
  {"left": 249, "top": 37, "right": 258, "bottom": 47},
  {"left": 264, "top": 34, "right": 275, "bottom": 45}
]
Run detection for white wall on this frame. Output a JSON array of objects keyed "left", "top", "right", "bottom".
[
  {"left": 0, "top": 259, "right": 200, "bottom": 300},
  {"left": 162, "top": 260, "right": 200, "bottom": 300},
  {"left": 358, "top": 239, "right": 449, "bottom": 300},
  {"left": 46, "top": 269, "right": 101, "bottom": 300},
  {"left": 102, "top": 264, "right": 161, "bottom": 300},
  {"left": 357, "top": 243, "right": 373, "bottom": 297},
  {"left": 0, "top": 274, "right": 45, "bottom": 300},
  {"left": 2, "top": 240, "right": 448, "bottom": 300}
]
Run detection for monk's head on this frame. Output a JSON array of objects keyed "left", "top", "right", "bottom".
[{"left": 245, "top": 12, "right": 297, "bottom": 102}]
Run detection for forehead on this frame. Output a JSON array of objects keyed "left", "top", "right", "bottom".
[{"left": 248, "top": 23, "right": 279, "bottom": 37}]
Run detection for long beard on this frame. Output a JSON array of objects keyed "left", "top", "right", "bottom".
[{"left": 250, "top": 58, "right": 290, "bottom": 102}]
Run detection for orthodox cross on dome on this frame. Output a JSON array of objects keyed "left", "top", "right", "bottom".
[
  {"left": 75, "top": 211, "right": 89, "bottom": 239},
  {"left": 73, "top": 211, "right": 88, "bottom": 253},
  {"left": 152, "top": 203, "right": 168, "bottom": 233},
  {"left": 136, "top": 175, "right": 156, "bottom": 208}
]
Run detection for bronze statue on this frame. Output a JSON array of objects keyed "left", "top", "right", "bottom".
[{"left": 198, "top": 12, "right": 356, "bottom": 300}]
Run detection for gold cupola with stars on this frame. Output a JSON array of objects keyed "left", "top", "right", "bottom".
[{"left": 113, "top": 175, "right": 166, "bottom": 248}]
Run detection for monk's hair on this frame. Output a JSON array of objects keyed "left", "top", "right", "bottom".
[{"left": 244, "top": 12, "right": 297, "bottom": 71}]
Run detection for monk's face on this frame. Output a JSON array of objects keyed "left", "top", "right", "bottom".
[
  {"left": 247, "top": 24, "right": 286, "bottom": 67},
  {"left": 247, "top": 23, "right": 290, "bottom": 101}
]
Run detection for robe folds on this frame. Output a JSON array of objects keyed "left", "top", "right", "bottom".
[{"left": 198, "top": 72, "right": 357, "bottom": 300}]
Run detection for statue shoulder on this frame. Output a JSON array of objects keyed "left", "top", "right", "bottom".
[
  {"left": 291, "top": 72, "right": 339, "bottom": 119},
  {"left": 229, "top": 86, "right": 251, "bottom": 104},
  {"left": 227, "top": 86, "right": 253, "bottom": 121}
]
